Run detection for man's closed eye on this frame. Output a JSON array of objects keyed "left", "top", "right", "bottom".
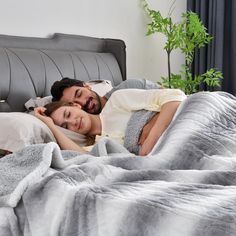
[{"left": 75, "top": 89, "right": 82, "bottom": 98}]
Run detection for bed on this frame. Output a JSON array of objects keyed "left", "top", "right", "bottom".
[{"left": 1, "top": 33, "right": 236, "bottom": 236}]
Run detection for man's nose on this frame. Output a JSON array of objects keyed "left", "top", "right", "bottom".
[{"left": 74, "top": 97, "right": 86, "bottom": 107}]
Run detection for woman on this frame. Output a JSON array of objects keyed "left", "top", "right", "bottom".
[{"left": 35, "top": 88, "right": 186, "bottom": 156}]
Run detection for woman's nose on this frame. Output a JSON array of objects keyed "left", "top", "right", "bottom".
[{"left": 67, "top": 118, "right": 76, "bottom": 126}]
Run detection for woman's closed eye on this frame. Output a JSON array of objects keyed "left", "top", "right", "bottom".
[
  {"left": 63, "top": 112, "right": 71, "bottom": 128},
  {"left": 61, "top": 110, "right": 70, "bottom": 129}
]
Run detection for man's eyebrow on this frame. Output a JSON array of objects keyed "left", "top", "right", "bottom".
[{"left": 74, "top": 89, "right": 79, "bottom": 98}]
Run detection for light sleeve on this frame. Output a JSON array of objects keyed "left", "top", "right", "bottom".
[{"left": 105, "top": 88, "right": 187, "bottom": 113}]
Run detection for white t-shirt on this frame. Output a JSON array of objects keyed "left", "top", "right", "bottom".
[{"left": 97, "top": 88, "right": 187, "bottom": 145}]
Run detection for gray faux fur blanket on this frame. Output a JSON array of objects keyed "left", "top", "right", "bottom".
[{"left": 1, "top": 91, "right": 236, "bottom": 236}]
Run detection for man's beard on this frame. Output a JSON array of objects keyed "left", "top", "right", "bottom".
[{"left": 84, "top": 91, "right": 102, "bottom": 114}]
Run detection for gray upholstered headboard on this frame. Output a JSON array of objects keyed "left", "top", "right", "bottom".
[{"left": 0, "top": 33, "right": 126, "bottom": 112}]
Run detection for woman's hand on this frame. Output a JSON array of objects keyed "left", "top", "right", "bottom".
[{"left": 34, "top": 107, "right": 54, "bottom": 127}]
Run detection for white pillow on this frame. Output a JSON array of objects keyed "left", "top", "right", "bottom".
[
  {"left": 0, "top": 112, "right": 56, "bottom": 152},
  {"left": 25, "top": 96, "right": 52, "bottom": 111},
  {"left": 87, "top": 79, "right": 113, "bottom": 96}
]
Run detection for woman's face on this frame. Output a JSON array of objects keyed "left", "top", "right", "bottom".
[{"left": 50, "top": 105, "right": 92, "bottom": 135}]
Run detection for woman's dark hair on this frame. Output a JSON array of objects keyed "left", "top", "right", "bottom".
[
  {"left": 44, "top": 101, "right": 73, "bottom": 117},
  {"left": 44, "top": 101, "right": 95, "bottom": 146},
  {"left": 51, "top": 77, "right": 85, "bottom": 102}
]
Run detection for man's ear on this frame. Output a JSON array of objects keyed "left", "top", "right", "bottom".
[
  {"left": 83, "top": 83, "right": 91, "bottom": 90},
  {"left": 72, "top": 103, "right": 82, "bottom": 109}
]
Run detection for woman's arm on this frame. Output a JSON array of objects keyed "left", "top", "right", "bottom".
[
  {"left": 34, "top": 107, "right": 87, "bottom": 153},
  {"left": 139, "top": 101, "right": 181, "bottom": 156}
]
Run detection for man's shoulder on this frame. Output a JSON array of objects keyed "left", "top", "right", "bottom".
[
  {"left": 116, "top": 78, "right": 158, "bottom": 89},
  {"left": 119, "top": 78, "right": 146, "bottom": 88},
  {"left": 105, "top": 78, "right": 160, "bottom": 99}
]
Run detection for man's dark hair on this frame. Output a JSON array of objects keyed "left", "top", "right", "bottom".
[{"left": 51, "top": 77, "right": 85, "bottom": 101}]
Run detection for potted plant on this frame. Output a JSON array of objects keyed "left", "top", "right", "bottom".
[{"left": 142, "top": 0, "right": 223, "bottom": 95}]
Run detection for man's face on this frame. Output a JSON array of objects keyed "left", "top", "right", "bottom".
[{"left": 60, "top": 85, "right": 102, "bottom": 114}]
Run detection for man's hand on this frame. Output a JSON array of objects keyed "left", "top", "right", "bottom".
[
  {"left": 138, "top": 113, "right": 159, "bottom": 146},
  {"left": 139, "top": 134, "right": 158, "bottom": 156}
]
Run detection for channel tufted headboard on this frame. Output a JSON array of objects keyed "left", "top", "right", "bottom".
[{"left": 0, "top": 33, "right": 126, "bottom": 112}]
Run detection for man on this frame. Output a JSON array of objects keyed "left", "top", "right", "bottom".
[{"left": 51, "top": 77, "right": 161, "bottom": 114}]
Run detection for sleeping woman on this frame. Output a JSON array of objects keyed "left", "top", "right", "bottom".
[{"left": 34, "top": 88, "right": 186, "bottom": 156}]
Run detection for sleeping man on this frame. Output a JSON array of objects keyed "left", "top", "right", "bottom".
[
  {"left": 50, "top": 77, "right": 161, "bottom": 114},
  {"left": 35, "top": 86, "right": 186, "bottom": 156}
]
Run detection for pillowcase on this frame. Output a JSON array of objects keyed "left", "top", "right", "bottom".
[
  {"left": 0, "top": 112, "right": 56, "bottom": 152},
  {"left": 87, "top": 79, "right": 113, "bottom": 96},
  {"left": 25, "top": 96, "right": 52, "bottom": 111}
]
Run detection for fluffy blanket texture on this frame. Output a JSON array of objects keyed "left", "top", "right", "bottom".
[{"left": 1, "top": 91, "right": 236, "bottom": 236}]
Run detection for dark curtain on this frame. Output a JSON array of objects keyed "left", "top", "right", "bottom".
[{"left": 187, "top": 0, "right": 236, "bottom": 95}]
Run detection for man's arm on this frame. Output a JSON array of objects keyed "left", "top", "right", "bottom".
[
  {"left": 103, "top": 88, "right": 186, "bottom": 156},
  {"left": 105, "top": 88, "right": 186, "bottom": 113},
  {"left": 138, "top": 113, "right": 159, "bottom": 146},
  {"left": 139, "top": 101, "right": 181, "bottom": 156}
]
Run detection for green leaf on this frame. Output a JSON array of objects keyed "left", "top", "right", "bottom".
[{"left": 142, "top": 0, "right": 223, "bottom": 94}]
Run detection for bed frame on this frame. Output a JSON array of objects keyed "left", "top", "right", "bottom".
[{"left": 0, "top": 33, "right": 126, "bottom": 112}]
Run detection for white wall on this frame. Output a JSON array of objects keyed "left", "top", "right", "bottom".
[{"left": 0, "top": 0, "right": 186, "bottom": 82}]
